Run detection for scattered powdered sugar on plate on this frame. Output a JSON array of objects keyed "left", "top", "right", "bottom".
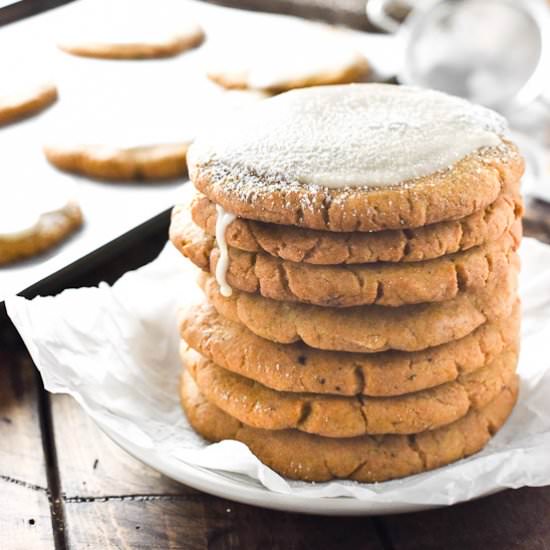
[{"left": 188, "top": 84, "right": 508, "bottom": 190}]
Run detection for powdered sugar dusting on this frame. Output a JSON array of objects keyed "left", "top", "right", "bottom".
[{"left": 188, "top": 84, "right": 507, "bottom": 189}]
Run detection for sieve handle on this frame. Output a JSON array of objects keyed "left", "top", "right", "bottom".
[{"left": 366, "top": 0, "right": 408, "bottom": 33}]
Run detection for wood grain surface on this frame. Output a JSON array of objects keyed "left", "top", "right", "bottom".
[
  {"left": 1, "top": 203, "right": 550, "bottom": 550},
  {"left": 0, "top": 334, "right": 54, "bottom": 550}
]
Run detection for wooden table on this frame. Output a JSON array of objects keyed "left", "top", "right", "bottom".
[
  {"left": 2, "top": 2, "right": 550, "bottom": 548},
  {"left": 1, "top": 199, "right": 550, "bottom": 550}
]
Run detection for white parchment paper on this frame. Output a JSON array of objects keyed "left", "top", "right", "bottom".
[{"left": 6, "top": 237, "right": 550, "bottom": 506}]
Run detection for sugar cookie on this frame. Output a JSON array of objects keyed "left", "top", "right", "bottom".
[
  {"left": 179, "top": 301, "right": 520, "bottom": 397},
  {"left": 183, "top": 347, "right": 517, "bottom": 437},
  {"left": 186, "top": 192, "right": 522, "bottom": 264},
  {"left": 0, "top": 82, "right": 57, "bottom": 126},
  {"left": 180, "top": 371, "right": 518, "bottom": 482},
  {"left": 199, "top": 265, "right": 518, "bottom": 353},
  {"left": 188, "top": 85, "right": 524, "bottom": 232}
]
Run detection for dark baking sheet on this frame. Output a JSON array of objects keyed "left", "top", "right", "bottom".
[{"left": 0, "top": 0, "right": 395, "bottom": 302}]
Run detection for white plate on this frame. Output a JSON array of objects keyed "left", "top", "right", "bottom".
[
  {"left": 8, "top": 230, "right": 550, "bottom": 517},
  {"left": 8, "top": 155, "right": 550, "bottom": 518}
]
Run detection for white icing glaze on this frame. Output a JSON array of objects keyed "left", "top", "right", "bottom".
[
  {"left": 214, "top": 204, "right": 236, "bottom": 297},
  {"left": 188, "top": 84, "right": 508, "bottom": 188}
]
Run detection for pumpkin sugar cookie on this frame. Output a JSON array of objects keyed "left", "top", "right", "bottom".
[
  {"left": 57, "top": 0, "right": 204, "bottom": 60},
  {"left": 175, "top": 216, "right": 521, "bottom": 307},
  {"left": 181, "top": 370, "right": 519, "bottom": 482},
  {"left": 44, "top": 81, "right": 265, "bottom": 182},
  {"left": 188, "top": 85, "right": 524, "bottom": 232},
  {"left": 58, "top": 27, "right": 204, "bottom": 60},
  {"left": 206, "top": 21, "right": 368, "bottom": 93},
  {"left": 0, "top": 82, "right": 57, "bottom": 126},
  {"left": 183, "top": 346, "right": 517, "bottom": 437},
  {"left": 175, "top": 83, "right": 524, "bottom": 482},
  {"left": 44, "top": 143, "right": 189, "bottom": 182},
  {"left": 187, "top": 192, "right": 522, "bottom": 264},
  {"left": 199, "top": 265, "right": 518, "bottom": 353},
  {"left": 179, "top": 301, "right": 520, "bottom": 397},
  {"left": 0, "top": 192, "right": 82, "bottom": 265}
]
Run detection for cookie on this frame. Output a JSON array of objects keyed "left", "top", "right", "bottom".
[
  {"left": 180, "top": 371, "right": 518, "bottom": 482},
  {"left": 179, "top": 301, "right": 520, "bottom": 397},
  {"left": 58, "top": 22, "right": 204, "bottom": 59},
  {"left": 44, "top": 143, "right": 189, "bottom": 181},
  {"left": 183, "top": 347, "right": 517, "bottom": 437},
  {"left": 175, "top": 218, "right": 520, "bottom": 307},
  {"left": 188, "top": 85, "right": 524, "bottom": 232},
  {"left": 187, "top": 192, "right": 522, "bottom": 264},
  {"left": 0, "top": 82, "right": 57, "bottom": 126},
  {"left": 206, "top": 21, "right": 367, "bottom": 93},
  {"left": 199, "top": 263, "right": 518, "bottom": 353},
  {"left": 0, "top": 201, "right": 82, "bottom": 265}
]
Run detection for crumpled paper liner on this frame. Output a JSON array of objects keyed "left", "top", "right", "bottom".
[{"left": 6, "top": 237, "right": 550, "bottom": 507}]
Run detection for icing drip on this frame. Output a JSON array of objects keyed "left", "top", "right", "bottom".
[
  {"left": 188, "top": 84, "right": 508, "bottom": 188},
  {"left": 215, "top": 204, "right": 236, "bottom": 297}
]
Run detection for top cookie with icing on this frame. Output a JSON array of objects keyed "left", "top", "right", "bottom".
[{"left": 188, "top": 84, "right": 524, "bottom": 232}]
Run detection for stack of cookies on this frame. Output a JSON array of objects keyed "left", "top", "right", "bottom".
[{"left": 171, "top": 84, "right": 524, "bottom": 482}]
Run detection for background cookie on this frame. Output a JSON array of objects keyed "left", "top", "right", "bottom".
[
  {"left": 44, "top": 143, "right": 189, "bottom": 181},
  {"left": 0, "top": 200, "right": 82, "bottom": 265},
  {"left": 59, "top": 27, "right": 204, "bottom": 59},
  {"left": 183, "top": 347, "right": 517, "bottom": 437},
  {"left": 206, "top": 21, "right": 368, "bottom": 93},
  {"left": 199, "top": 265, "right": 518, "bottom": 353},
  {"left": 186, "top": 193, "right": 522, "bottom": 264},
  {"left": 179, "top": 301, "right": 520, "bottom": 397},
  {"left": 44, "top": 78, "right": 265, "bottom": 184},
  {"left": 0, "top": 82, "right": 57, "bottom": 126},
  {"left": 188, "top": 85, "right": 524, "bottom": 232},
  {"left": 180, "top": 371, "right": 519, "bottom": 482},
  {"left": 57, "top": 0, "right": 204, "bottom": 59}
]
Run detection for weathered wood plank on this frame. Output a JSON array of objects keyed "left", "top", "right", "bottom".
[
  {"left": 63, "top": 497, "right": 208, "bottom": 550},
  {"left": 0, "top": 325, "right": 54, "bottom": 549},
  {"left": 380, "top": 486, "right": 550, "bottom": 550},
  {"left": 51, "top": 394, "right": 187, "bottom": 498},
  {"left": 52, "top": 394, "right": 384, "bottom": 549},
  {"left": 0, "top": 346, "right": 46, "bottom": 486},
  {"left": 198, "top": 500, "right": 386, "bottom": 550},
  {"left": 63, "top": 494, "right": 386, "bottom": 550},
  {"left": 0, "top": 482, "right": 55, "bottom": 550}
]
